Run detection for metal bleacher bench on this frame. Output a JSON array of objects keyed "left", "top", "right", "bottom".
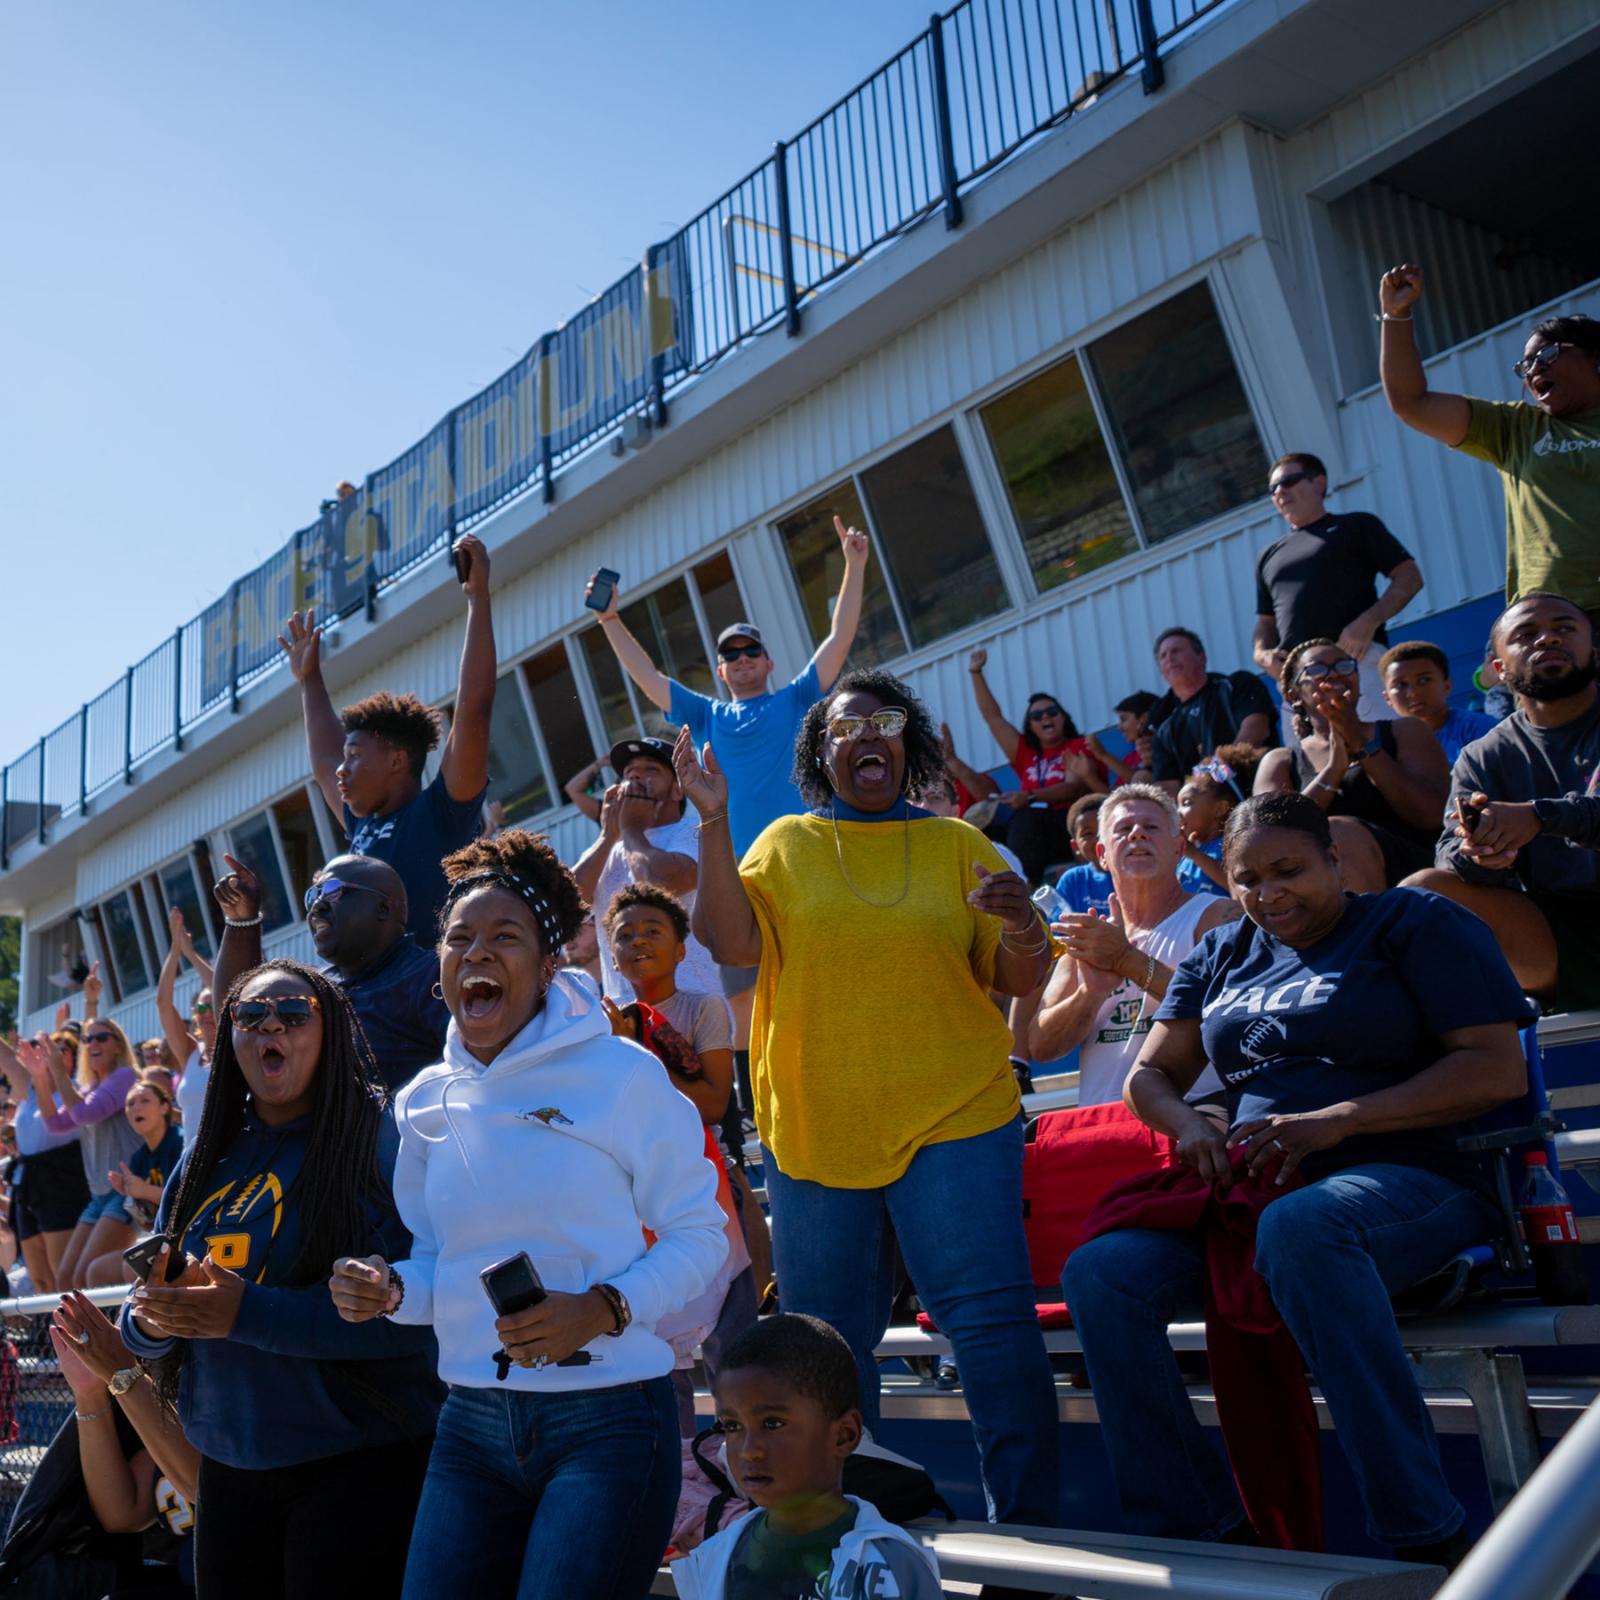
[{"left": 652, "top": 1524, "right": 1445, "bottom": 1597}]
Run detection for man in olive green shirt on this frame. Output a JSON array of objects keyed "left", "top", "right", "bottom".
[{"left": 1378, "top": 263, "right": 1600, "bottom": 612}]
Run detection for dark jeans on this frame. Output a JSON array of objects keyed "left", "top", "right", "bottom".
[
  {"left": 402, "top": 1379, "right": 680, "bottom": 1600},
  {"left": 1005, "top": 804, "right": 1072, "bottom": 885},
  {"left": 194, "top": 1435, "right": 431, "bottom": 1599}
]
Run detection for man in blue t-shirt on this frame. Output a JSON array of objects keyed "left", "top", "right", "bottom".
[
  {"left": 278, "top": 533, "right": 494, "bottom": 941},
  {"left": 586, "top": 517, "right": 870, "bottom": 860}
]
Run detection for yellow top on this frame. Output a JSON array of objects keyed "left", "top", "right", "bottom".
[{"left": 740, "top": 813, "right": 1021, "bottom": 1188}]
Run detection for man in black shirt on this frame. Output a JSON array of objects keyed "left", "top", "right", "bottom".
[
  {"left": 212, "top": 855, "right": 449, "bottom": 1091},
  {"left": 1252, "top": 453, "right": 1423, "bottom": 728},
  {"left": 1147, "top": 627, "right": 1274, "bottom": 789},
  {"left": 1406, "top": 593, "right": 1600, "bottom": 1012}
]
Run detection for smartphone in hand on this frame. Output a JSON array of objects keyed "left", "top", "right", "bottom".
[
  {"left": 452, "top": 541, "right": 472, "bottom": 585},
  {"left": 585, "top": 568, "right": 620, "bottom": 613},
  {"left": 480, "top": 1251, "right": 547, "bottom": 1316},
  {"left": 1456, "top": 795, "right": 1486, "bottom": 836}
]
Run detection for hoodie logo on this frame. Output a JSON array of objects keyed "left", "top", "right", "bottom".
[{"left": 518, "top": 1107, "right": 573, "bottom": 1127}]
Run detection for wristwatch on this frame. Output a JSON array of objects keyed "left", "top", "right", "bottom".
[
  {"left": 107, "top": 1365, "right": 142, "bottom": 1397},
  {"left": 1350, "top": 734, "right": 1383, "bottom": 763}
]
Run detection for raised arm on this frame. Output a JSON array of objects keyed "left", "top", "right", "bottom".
[
  {"left": 589, "top": 577, "right": 671, "bottom": 713},
  {"left": 967, "top": 649, "right": 1023, "bottom": 759},
  {"left": 156, "top": 911, "right": 200, "bottom": 1069},
  {"left": 209, "top": 854, "right": 265, "bottom": 1006},
  {"left": 570, "top": 788, "right": 622, "bottom": 906},
  {"left": 674, "top": 729, "right": 762, "bottom": 967},
  {"left": 172, "top": 910, "right": 214, "bottom": 990},
  {"left": 939, "top": 723, "right": 999, "bottom": 801},
  {"left": 277, "top": 610, "right": 346, "bottom": 818},
  {"left": 810, "top": 517, "right": 870, "bottom": 692},
  {"left": 563, "top": 758, "right": 605, "bottom": 822},
  {"left": 438, "top": 533, "right": 496, "bottom": 804},
  {"left": 1378, "top": 266, "right": 1472, "bottom": 446}
]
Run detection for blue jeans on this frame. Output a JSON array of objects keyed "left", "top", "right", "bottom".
[
  {"left": 1062, "top": 1163, "right": 1498, "bottom": 1547},
  {"left": 402, "top": 1379, "right": 679, "bottom": 1600},
  {"left": 764, "top": 1116, "right": 1060, "bottom": 1525}
]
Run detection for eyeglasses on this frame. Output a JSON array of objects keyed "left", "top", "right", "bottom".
[
  {"left": 1269, "top": 471, "right": 1311, "bottom": 493},
  {"left": 1513, "top": 342, "right": 1567, "bottom": 380},
  {"left": 717, "top": 643, "right": 765, "bottom": 662},
  {"left": 82, "top": 1032, "right": 116, "bottom": 1046},
  {"left": 1028, "top": 705, "right": 1064, "bottom": 721},
  {"left": 826, "top": 708, "right": 907, "bottom": 741},
  {"left": 1295, "top": 657, "right": 1359, "bottom": 683},
  {"left": 191, "top": 1000, "right": 212, "bottom": 1015},
  {"left": 231, "top": 995, "right": 322, "bottom": 1032},
  {"left": 303, "top": 877, "right": 387, "bottom": 914}
]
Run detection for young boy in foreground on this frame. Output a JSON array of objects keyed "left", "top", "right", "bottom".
[{"left": 674, "top": 1315, "right": 942, "bottom": 1598}]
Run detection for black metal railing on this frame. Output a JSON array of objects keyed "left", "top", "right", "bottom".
[{"left": 0, "top": 0, "right": 1227, "bottom": 870}]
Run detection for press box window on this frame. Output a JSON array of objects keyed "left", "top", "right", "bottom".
[
  {"left": 485, "top": 671, "right": 552, "bottom": 826},
  {"left": 227, "top": 812, "right": 294, "bottom": 934}
]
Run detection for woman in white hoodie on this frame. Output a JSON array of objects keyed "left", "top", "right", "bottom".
[{"left": 330, "top": 829, "right": 730, "bottom": 1600}]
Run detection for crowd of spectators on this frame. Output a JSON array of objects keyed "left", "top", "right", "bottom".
[{"left": 0, "top": 267, "right": 1597, "bottom": 1598}]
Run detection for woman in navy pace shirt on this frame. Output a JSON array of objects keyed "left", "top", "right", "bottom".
[{"left": 1064, "top": 791, "right": 1533, "bottom": 1570}]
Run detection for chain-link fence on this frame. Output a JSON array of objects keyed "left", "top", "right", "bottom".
[{"left": 0, "top": 1287, "right": 127, "bottom": 1533}]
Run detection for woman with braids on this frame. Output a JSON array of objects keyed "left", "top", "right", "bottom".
[
  {"left": 117, "top": 961, "right": 442, "bottom": 1599},
  {"left": 1255, "top": 638, "right": 1449, "bottom": 888},
  {"left": 328, "top": 829, "right": 728, "bottom": 1600},
  {"left": 675, "top": 668, "right": 1063, "bottom": 1530}
]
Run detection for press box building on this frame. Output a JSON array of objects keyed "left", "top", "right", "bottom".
[{"left": 3, "top": 0, "right": 1596, "bottom": 1044}]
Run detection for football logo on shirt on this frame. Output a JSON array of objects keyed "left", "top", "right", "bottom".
[{"left": 518, "top": 1107, "right": 573, "bottom": 1127}]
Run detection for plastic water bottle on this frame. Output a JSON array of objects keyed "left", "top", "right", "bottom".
[
  {"left": 1518, "top": 1151, "right": 1589, "bottom": 1306},
  {"left": 1031, "top": 883, "right": 1067, "bottom": 922}
]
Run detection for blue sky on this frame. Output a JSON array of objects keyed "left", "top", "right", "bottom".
[{"left": 0, "top": 1, "right": 939, "bottom": 761}]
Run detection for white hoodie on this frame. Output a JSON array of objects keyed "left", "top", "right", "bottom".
[
  {"left": 672, "top": 1495, "right": 942, "bottom": 1599},
  {"left": 388, "top": 970, "right": 729, "bottom": 1390}
]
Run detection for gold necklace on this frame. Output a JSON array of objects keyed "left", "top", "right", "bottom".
[{"left": 829, "top": 805, "right": 912, "bottom": 908}]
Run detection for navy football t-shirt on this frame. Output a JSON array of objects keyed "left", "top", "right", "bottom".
[
  {"left": 345, "top": 771, "right": 485, "bottom": 943},
  {"left": 1158, "top": 889, "right": 1535, "bottom": 1186}
]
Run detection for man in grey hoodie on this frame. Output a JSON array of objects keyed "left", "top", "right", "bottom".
[{"left": 1406, "top": 592, "right": 1600, "bottom": 1011}]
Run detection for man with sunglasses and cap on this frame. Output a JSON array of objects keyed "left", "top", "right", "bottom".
[
  {"left": 585, "top": 519, "right": 870, "bottom": 864},
  {"left": 1252, "top": 452, "right": 1423, "bottom": 736},
  {"left": 571, "top": 735, "right": 722, "bottom": 1006},
  {"left": 209, "top": 854, "right": 448, "bottom": 1092},
  {"left": 1380, "top": 264, "right": 1600, "bottom": 616}
]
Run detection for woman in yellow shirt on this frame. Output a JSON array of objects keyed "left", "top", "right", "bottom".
[{"left": 673, "top": 669, "right": 1061, "bottom": 1528}]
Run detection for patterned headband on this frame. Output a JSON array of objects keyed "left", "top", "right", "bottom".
[{"left": 443, "top": 870, "right": 564, "bottom": 953}]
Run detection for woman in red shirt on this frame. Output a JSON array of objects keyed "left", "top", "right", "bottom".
[{"left": 968, "top": 648, "right": 1109, "bottom": 884}]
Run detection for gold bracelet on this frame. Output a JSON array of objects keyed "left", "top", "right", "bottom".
[
  {"left": 1000, "top": 923, "right": 1049, "bottom": 954},
  {"left": 696, "top": 810, "right": 729, "bottom": 830}
]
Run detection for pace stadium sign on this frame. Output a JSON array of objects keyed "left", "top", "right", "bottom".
[{"left": 197, "top": 240, "right": 693, "bottom": 704}]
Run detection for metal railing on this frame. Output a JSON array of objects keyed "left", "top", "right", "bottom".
[{"left": 0, "top": 0, "right": 1226, "bottom": 870}]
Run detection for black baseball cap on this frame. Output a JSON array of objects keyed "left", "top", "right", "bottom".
[
  {"left": 608, "top": 736, "right": 676, "bottom": 779},
  {"left": 715, "top": 622, "right": 765, "bottom": 651}
]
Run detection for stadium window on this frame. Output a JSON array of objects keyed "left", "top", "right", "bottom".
[
  {"left": 157, "top": 853, "right": 214, "bottom": 959},
  {"left": 858, "top": 425, "right": 1010, "bottom": 648},
  {"left": 99, "top": 889, "right": 152, "bottom": 999},
  {"left": 227, "top": 811, "right": 294, "bottom": 934},
  {"left": 24, "top": 914, "right": 87, "bottom": 1017},
  {"left": 484, "top": 670, "right": 552, "bottom": 826},
  {"left": 1085, "top": 282, "right": 1267, "bottom": 545},
  {"left": 691, "top": 551, "right": 750, "bottom": 649},
  {"left": 579, "top": 626, "right": 643, "bottom": 749},
  {"left": 523, "top": 644, "right": 594, "bottom": 808},
  {"left": 776, "top": 482, "right": 908, "bottom": 670},
  {"left": 978, "top": 353, "right": 1139, "bottom": 592},
  {"left": 271, "top": 789, "right": 326, "bottom": 909}
]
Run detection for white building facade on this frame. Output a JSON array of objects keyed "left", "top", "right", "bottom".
[{"left": 5, "top": 0, "right": 1597, "bottom": 1047}]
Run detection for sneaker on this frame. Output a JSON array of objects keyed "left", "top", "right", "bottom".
[{"left": 935, "top": 1359, "right": 960, "bottom": 1390}]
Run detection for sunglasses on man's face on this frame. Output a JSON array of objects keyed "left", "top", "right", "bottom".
[
  {"left": 1513, "top": 342, "right": 1568, "bottom": 381},
  {"left": 718, "top": 644, "right": 765, "bottom": 662},
  {"left": 1269, "top": 471, "right": 1311, "bottom": 494},
  {"left": 232, "top": 996, "right": 321, "bottom": 1032},
  {"left": 1296, "top": 657, "right": 1359, "bottom": 684},
  {"left": 826, "top": 708, "right": 907, "bottom": 742},
  {"left": 1028, "top": 705, "right": 1064, "bottom": 721},
  {"left": 303, "top": 878, "right": 387, "bottom": 914}
]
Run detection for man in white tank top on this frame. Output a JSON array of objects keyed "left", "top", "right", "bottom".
[{"left": 1031, "top": 784, "right": 1240, "bottom": 1108}]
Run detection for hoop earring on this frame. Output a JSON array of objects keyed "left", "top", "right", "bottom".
[{"left": 431, "top": 982, "right": 444, "bottom": 1000}]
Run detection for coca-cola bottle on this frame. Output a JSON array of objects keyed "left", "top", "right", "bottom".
[{"left": 1518, "top": 1151, "right": 1589, "bottom": 1306}]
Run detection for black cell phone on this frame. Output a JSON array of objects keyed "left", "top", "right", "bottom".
[
  {"left": 1457, "top": 795, "right": 1485, "bottom": 835},
  {"left": 124, "top": 1236, "right": 184, "bottom": 1284},
  {"left": 480, "top": 1251, "right": 546, "bottom": 1316},
  {"left": 452, "top": 541, "right": 472, "bottom": 585},
  {"left": 585, "top": 567, "right": 620, "bottom": 613}
]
